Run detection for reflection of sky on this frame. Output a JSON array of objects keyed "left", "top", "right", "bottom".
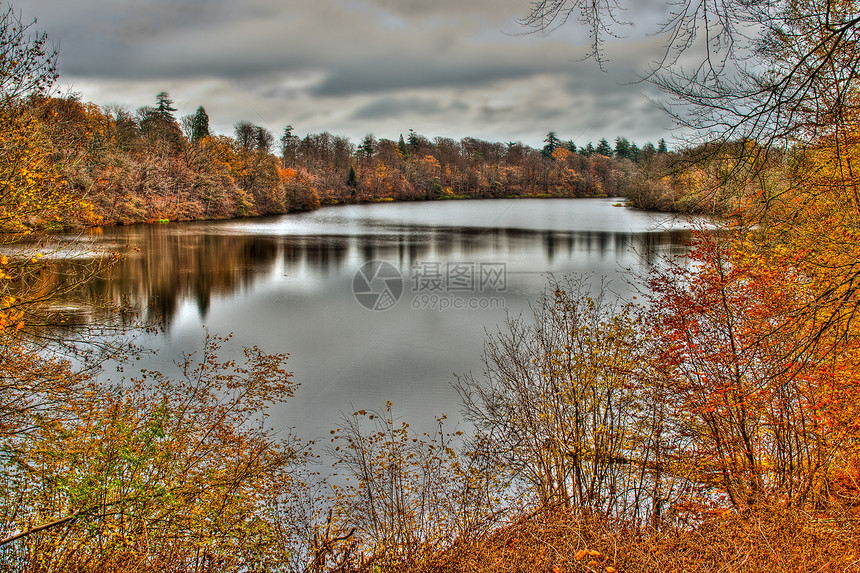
[
  {"left": 82, "top": 199, "right": 694, "bottom": 439},
  {"left": 213, "top": 197, "right": 693, "bottom": 235}
]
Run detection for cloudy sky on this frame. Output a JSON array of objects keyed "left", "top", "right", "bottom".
[{"left": 16, "top": 0, "right": 678, "bottom": 148}]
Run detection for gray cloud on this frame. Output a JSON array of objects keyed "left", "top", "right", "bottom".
[
  {"left": 17, "top": 0, "right": 683, "bottom": 147},
  {"left": 350, "top": 96, "right": 468, "bottom": 120},
  {"left": 315, "top": 59, "right": 546, "bottom": 97}
]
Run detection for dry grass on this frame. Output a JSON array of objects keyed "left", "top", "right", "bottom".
[{"left": 385, "top": 505, "right": 860, "bottom": 573}]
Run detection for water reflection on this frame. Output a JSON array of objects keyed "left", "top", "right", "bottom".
[
  {"left": 78, "top": 226, "right": 689, "bottom": 327},
  {"left": 46, "top": 199, "right": 695, "bottom": 439}
]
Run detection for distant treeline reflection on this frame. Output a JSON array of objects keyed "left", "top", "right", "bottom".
[{"left": 46, "top": 224, "right": 690, "bottom": 327}]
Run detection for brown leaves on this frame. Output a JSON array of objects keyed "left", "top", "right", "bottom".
[{"left": 2, "top": 333, "right": 300, "bottom": 571}]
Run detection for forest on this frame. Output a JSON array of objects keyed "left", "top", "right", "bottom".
[
  {"left": 6, "top": 87, "right": 694, "bottom": 230},
  {"left": 3, "top": 0, "right": 860, "bottom": 572}
]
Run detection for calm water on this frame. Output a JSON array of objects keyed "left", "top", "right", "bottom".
[{"left": 64, "top": 198, "right": 693, "bottom": 437}]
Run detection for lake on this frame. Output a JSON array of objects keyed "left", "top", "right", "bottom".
[{"left": 62, "top": 198, "right": 694, "bottom": 438}]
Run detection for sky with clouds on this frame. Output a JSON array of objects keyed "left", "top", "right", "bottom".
[{"left": 16, "top": 0, "right": 680, "bottom": 148}]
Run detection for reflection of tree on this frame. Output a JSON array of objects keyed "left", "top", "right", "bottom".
[{"left": 47, "top": 226, "right": 690, "bottom": 326}]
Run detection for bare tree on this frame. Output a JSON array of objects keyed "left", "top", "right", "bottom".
[
  {"left": 523, "top": 1, "right": 860, "bottom": 148},
  {"left": 456, "top": 277, "right": 686, "bottom": 526},
  {"left": 234, "top": 120, "right": 256, "bottom": 151},
  {"left": 0, "top": 5, "right": 58, "bottom": 99}
]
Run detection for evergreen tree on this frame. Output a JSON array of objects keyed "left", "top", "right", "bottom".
[
  {"left": 630, "top": 142, "right": 641, "bottom": 162},
  {"left": 155, "top": 91, "right": 177, "bottom": 121},
  {"left": 357, "top": 134, "right": 376, "bottom": 158},
  {"left": 407, "top": 128, "right": 420, "bottom": 150},
  {"left": 595, "top": 138, "right": 613, "bottom": 157},
  {"left": 191, "top": 106, "right": 210, "bottom": 142},
  {"left": 398, "top": 134, "right": 409, "bottom": 159},
  {"left": 581, "top": 142, "right": 595, "bottom": 157},
  {"left": 347, "top": 166, "right": 358, "bottom": 194},
  {"left": 566, "top": 140, "right": 576, "bottom": 153},
  {"left": 280, "top": 125, "right": 299, "bottom": 165},
  {"left": 657, "top": 138, "right": 668, "bottom": 153},
  {"left": 614, "top": 136, "right": 631, "bottom": 159},
  {"left": 542, "top": 131, "right": 561, "bottom": 158}
]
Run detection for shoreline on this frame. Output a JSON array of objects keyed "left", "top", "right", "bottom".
[{"left": 89, "top": 193, "right": 621, "bottom": 230}]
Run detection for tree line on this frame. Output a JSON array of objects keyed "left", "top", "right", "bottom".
[{"left": 8, "top": 86, "right": 689, "bottom": 230}]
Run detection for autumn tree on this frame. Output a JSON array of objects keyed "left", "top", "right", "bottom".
[
  {"left": 0, "top": 7, "right": 121, "bottom": 561},
  {"left": 0, "top": 8, "right": 102, "bottom": 337},
  {"left": 1, "top": 335, "right": 303, "bottom": 572},
  {"left": 0, "top": 5, "right": 58, "bottom": 99},
  {"left": 524, "top": 0, "right": 860, "bottom": 150},
  {"left": 642, "top": 231, "right": 851, "bottom": 509},
  {"left": 0, "top": 6, "right": 79, "bottom": 234},
  {"left": 517, "top": 0, "right": 860, "bottom": 519}
]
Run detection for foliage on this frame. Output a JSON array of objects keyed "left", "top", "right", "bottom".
[
  {"left": 646, "top": 228, "right": 860, "bottom": 509},
  {"left": 9, "top": 84, "right": 681, "bottom": 225},
  {"left": 1, "top": 335, "right": 300, "bottom": 572}
]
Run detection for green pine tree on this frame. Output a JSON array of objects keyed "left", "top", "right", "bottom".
[
  {"left": 542, "top": 131, "right": 561, "bottom": 158},
  {"left": 398, "top": 134, "right": 409, "bottom": 159},
  {"left": 155, "top": 91, "right": 177, "bottom": 121},
  {"left": 595, "top": 138, "right": 613, "bottom": 157},
  {"left": 357, "top": 134, "right": 376, "bottom": 158},
  {"left": 614, "top": 136, "right": 631, "bottom": 159},
  {"left": 191, "top": 106, "right": 210, "bottom": 142}
]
